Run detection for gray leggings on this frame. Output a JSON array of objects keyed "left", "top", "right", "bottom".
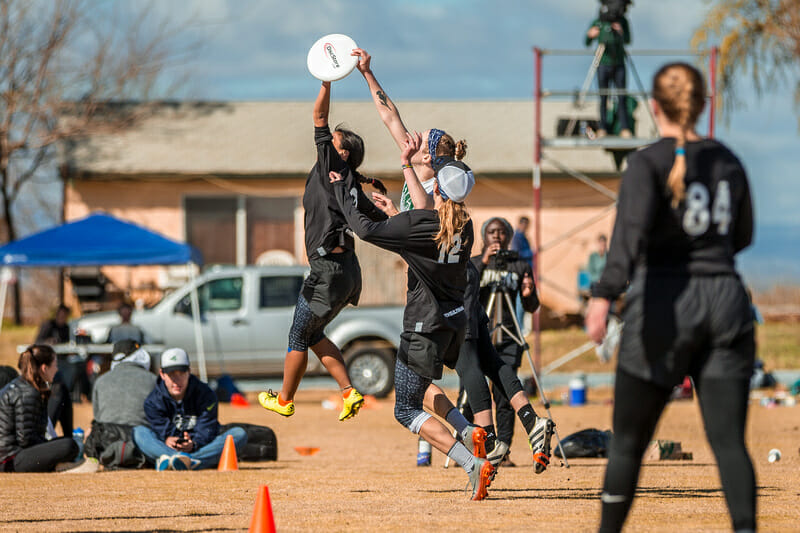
[{"left": 393, "top": 358, "right": 432, "bottom": 433}]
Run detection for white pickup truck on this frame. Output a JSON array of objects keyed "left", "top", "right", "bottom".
[{"left": 71, "top": 265, "right": 404, "bottom": 397}]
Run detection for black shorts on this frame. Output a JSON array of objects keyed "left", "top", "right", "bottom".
[
  {"left": 618, "top": 271, "right": 755, "bottom": 389},
  {"left": 397, "top": 329, "right": 464, "bottom": 381},
  {"left": 301, "top": 251, "right": 362, "bottom": 321}
]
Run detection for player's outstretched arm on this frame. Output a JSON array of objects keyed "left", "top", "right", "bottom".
[
  {"left": 313, "top": 81, "right": 331, "bottom": 128},
  {"left": 352, "top": 48, "right": 408, "bottom": 149}
]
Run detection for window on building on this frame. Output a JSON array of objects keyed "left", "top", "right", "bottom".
[
  {"left": 185, "top": 197, "right": 237, "bottom": 265},
  {"left": 247, "top": 197, "right": 297, "bottom": 263},
  {"left": 185, "top": 195, "right": 298, "bottom": 266}
]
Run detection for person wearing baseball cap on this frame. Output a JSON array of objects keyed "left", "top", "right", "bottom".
[
  {"left": 431, "top": 157, "right": 475, "bottom": 204},
  {"left": 330, "top": 133, "right": 496, "bottom": 500},
  {"left": 132, "top": 348, "right": 247, "bottom": 471},
  {"left": 85, "top": 339, "right": 156, "bottom": 468}
]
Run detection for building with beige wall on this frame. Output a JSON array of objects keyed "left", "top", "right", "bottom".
[{"left": 61, "top": 99, "right": 657, "bottom": 315}]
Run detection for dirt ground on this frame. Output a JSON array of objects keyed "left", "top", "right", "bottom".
[{"left": 2, "top": 386, "right": 799, "bottom": 532}]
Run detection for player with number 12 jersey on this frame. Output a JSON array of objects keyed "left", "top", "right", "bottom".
[{"left": 334, "top": 177, "right": 474, "bottom": 340}]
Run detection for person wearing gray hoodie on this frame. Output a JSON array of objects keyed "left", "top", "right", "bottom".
[{"left": 92, "top": 340, "right": 156, "bottom": 426}]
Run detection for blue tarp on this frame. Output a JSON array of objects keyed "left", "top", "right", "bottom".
[{"left": 0, "top": 212, "right": 202, "bottom": 267}]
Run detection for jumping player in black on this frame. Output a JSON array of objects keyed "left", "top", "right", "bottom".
[
  {"left": 585, "top": 62, "right": 756, "bottom": 532},
  {"left": 331, "top": 133, "right": 496, "bottom": 500},
  {"left": 259, "top": 80, "right": 386, "bottom": 422}
]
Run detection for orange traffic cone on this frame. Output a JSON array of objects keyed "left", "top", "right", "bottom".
[
  {"left": 217, "top": 434, "right": 239, "bottom": 471},
  {"left": 249, "top": 485, "right": 276, "bottom": 533}
]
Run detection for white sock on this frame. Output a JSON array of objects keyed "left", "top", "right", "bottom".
[{"left": 447, "top": 441, "right": 476, "bottom": 474}]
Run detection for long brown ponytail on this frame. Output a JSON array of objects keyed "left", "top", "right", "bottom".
[
  {"left": 652, "top": 62, "right": 706, "bottom": 207},
  {"left": 18, "top": 344, "right": 56, "bottom": 394},
  {"left": 434, "top": 200, "right": 470, "bottom": 251}
]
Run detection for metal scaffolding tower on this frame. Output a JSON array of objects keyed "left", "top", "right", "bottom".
[{"left": 530, "top": 47, "right": 719, "bottom": 372}]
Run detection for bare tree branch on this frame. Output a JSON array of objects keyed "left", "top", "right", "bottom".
[
  {"left": 692, "top": 0, "right": 800, "bottom": 127},
  {"left": 0, "top": 0, "right": 195, "bottom": 323}
]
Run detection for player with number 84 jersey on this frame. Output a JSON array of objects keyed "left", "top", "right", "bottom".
[{"left": 594, "top": 137, "right": 752, "bottom": 297}]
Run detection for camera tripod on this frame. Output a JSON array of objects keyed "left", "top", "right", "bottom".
[
  {"left": 484, "top": 280, "right": 569, "bottom": 467},
  {"left": 444, "top": 278, "right": 569, "bottom": 469}
]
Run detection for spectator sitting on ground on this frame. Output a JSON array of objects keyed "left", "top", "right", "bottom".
[
  {"left": 85, "top": 340, "right": 157, "bottom": 468},
  {"left": 0, "top": 366, "right": 18, "bottom": 390},
  {"left": 132, "top": 348, "right": 247, "bottom": 470},
  {"left": 586, "top": 234, "right": 608, "bottom": 285},
  {"left": 0, "top": 345, "right": 97, "bottom": 473},
  {"left": 106, "top": 302, "right": 148, "bottom": 344}
]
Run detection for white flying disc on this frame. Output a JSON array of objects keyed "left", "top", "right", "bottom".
[{"left": 307, "top": 34, "right": 359, "bottom": 82}]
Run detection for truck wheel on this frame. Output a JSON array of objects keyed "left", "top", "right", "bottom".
[{"left": 346, "top": 346, "right": 394, "bottom": 398}]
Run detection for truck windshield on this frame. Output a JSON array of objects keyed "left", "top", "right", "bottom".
[{"left": 174, "top": 276, "right": 243, "bottom": 315}]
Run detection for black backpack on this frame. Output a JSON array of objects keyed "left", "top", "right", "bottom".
[
  {"left": 553, "top": 428, "right": 613, "bottom": 458},
  {"left": 84, "top": 420, "right": 147, "bottom": 469},
  {"left": 220, "top": 422, "right": 278, "bottom": 461}
]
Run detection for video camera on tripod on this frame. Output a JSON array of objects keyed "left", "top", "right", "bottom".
[
  {"left": 493, "top": 249, "right": 519, "bottom": 270},
  {"left": 598, "top": 0, "right": 631, "bottom": 23}
]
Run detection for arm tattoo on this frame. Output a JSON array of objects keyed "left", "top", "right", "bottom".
[{"left": 376, "top": 90, "right": 390, "bottom": 109}]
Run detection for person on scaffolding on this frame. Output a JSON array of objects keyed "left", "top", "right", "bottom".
[{"left": 585, "top": 0, "right": 632, "bottom": 138}]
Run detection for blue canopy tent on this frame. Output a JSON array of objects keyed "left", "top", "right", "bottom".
[
  {"left": 0, "top": 212, "right": 210, "bottom": 380},
  {"left": 0, "top": 212, "right": 202, "bottom": 266}
]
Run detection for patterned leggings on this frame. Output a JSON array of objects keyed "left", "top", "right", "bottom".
[
  {"left": 287, "top": 294, "right": 328, "bottom": 352},
  {"left": 393, "top": 358, "right": 432, "bottom": 433}
]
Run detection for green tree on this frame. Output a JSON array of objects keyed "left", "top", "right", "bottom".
[
  {"left": 0, "top": 0, "right": 191, "bottom": 324},
  {"left": 692, "top": 0, "right": 800, "bottom": 123}
]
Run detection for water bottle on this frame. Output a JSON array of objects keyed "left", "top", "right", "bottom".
[
  {"left": 72, "top": 427, "right": 85, "bottom": 461},
  {"left": 416, "top": 437, "right": 431, "bottom": 467},
  {"left": 569, "top": 373, "right": 587, "bottom": 406}
]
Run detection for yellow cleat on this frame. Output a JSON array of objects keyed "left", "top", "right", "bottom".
[
  {"left": 338, "top": 388, "right": 364, "bottom": 421},
  {"left": 258, "top": 390, "right": 295, "bottom": 417}
]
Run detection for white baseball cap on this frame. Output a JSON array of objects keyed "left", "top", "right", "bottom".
[
  {"left": 433, "top": 158, "right": 475, "bottom": 203},
  {"left": 160, "top": 348, "right": 190, "bottom": 372}
]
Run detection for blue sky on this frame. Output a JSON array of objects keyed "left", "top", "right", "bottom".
[{"left": 127, "top": 1, "right": 800, "bottom": 284}]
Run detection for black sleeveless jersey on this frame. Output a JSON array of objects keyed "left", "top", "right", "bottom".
[
  {"left": 303, "top": 126, "right": 386, "bottom": 260},
  {"left": 593, "top": 137, "right": 753, "bottom": 300},
  {"left": 333, "top": 180, "right": 474, "bottom": 333}
]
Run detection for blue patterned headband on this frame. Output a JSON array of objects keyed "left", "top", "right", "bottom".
[{"left": 428, "top": 128, "right": 446, "bottom": 166}]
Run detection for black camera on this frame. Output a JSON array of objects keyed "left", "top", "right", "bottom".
[
  {"left": 494, "top": 249, "right": 519, "bottom": 269},
  {"left": 599, "top": 0, "right": 631, "bottom": 23}
]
